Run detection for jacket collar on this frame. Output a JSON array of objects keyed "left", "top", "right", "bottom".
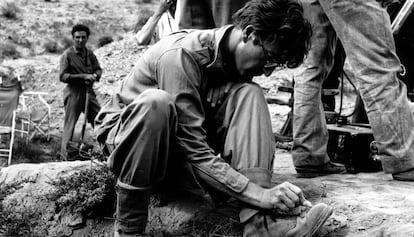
[{"left": 206, "top": 24, "right": 234, "bottom": 70}]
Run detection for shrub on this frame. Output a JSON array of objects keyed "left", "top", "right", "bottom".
[
  {"left": 47, "top": 165, "right": 116, "bottom": 216},
  {"left": 43, "top": 38, "right": 61, "bottom": 53},
  {"left": 0, "top": 181, "right": 41, "bottom": 236},
  {"left": 0, "top": 41, "right": 20, "bottom": 59},
  {"left": 7, "top": 30, "right": 32, "bottom": 48},
  {"left": 97, "top": 36, "right": 114, "bottom": 48},
  {"left": 1, "top": 2, "right": 20, "bottom": 19}
]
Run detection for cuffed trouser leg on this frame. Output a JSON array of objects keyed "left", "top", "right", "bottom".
[
  {"left": 319, "top": 0, "right": 414, "bottom": 173},
  {"left": 114, "top": 181, "right": 151, "bottom": 234},
  {"left": 104, "top": 89, "right": 177, "bottom": 233},
  {"left": 292, "top": 0, "right": 337, "bottom": 167}
]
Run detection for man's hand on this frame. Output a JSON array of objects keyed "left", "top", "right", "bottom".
[
  {"left": 84, "top": 74, "right": 96, "bottom": 86},
  {"left": 206, "top": 82, "right": 233, "bottom": 107},
  {"left": 156, "top": 0, "right": 174, "bottom": 17},
  {"left": 260, "top": 182, "right": 312, "bottom": 211}
]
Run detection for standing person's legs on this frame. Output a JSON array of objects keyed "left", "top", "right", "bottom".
[
  {"left": 292, "top": 0, "right": 345, "bottom": 176},
  {"left": 176, "top": 0, "right": 215, "bottom": 29},
  {"left": 102, "top": 89, "right": 177, "bottom": 235},
  {"left": 61, "top": 91, "right": 82, "bottom": 159},
  {"left": 208, "top": 0, "right": 250, "bottom": 26},
  {"left": 319, "top": 0, "right": 414, "bottom": 178}
]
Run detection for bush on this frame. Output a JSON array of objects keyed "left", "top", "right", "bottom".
[
  {"left": 0, "top": 181, "right": 41, "bottom": 236},
  {"left": 1, "top": 2, "right": 20, "bottom": 19},
  {"left": 97, "top": 36, "right": 114, "bottom": 48},
  {"left": 43, "top": 38, "right": 61, "bottom": 53},
  {"left": 0, "top": 41, "right": 20, "bottom": 59},
  {"left": 47, "top": 165, "right": 116, "bottom": 216}
]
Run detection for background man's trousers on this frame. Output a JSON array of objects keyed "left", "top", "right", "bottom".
[
  {"left": 292, "top": 0, "right": 414, "bottom": 173},
  {"left": 61, "top": 87, "right": 100, "bottom": 158}
]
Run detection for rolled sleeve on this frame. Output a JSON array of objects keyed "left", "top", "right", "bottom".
[
  {"left": 59, "top": 53, "right": 71, "bottom": 83},
  {"left": 156, "top": 48, "right": 249, "bottom": 193},
  {"left": 90, "top": 52, "right": 102, "bottom": 81}
]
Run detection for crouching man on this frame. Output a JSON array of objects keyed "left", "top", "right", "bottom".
[{"left": 95, "top": 0, "right": 333, "bottom": 236}]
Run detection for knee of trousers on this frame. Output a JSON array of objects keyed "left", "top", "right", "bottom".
[
  {"left": 136, "top": 89, "right": 174, "bottom": 108},
  {"left": 115, "top": 184, "right": 151, "bottom": 233},
  {"left": 233, "top": 83, "right": 264, "bottom": 101},
  {"left": 129, "top": 89, "right": 176, "bottom": 125}
]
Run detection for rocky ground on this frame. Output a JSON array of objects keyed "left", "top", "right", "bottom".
[{"left": 1, "top": 0, "right": 414, "bottom": 236}]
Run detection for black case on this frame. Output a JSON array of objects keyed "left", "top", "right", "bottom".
[{"left": 327, "top": 124, "right": 382, "bottom": 174}]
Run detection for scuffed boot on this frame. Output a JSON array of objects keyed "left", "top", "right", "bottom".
[
  {"left": 243, "top": 203, "right": 333, "bottom": 237},
  {"left": 114, "top": 182, "right": 151, "bottom": 237},
  {"left": 284, "top": 203, "right": 333, "bottom": 237}
]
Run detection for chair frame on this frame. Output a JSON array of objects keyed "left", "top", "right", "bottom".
[
  {"left": 17, "top": 91, "right": 51, "bottom": 141},
  {"left": 0, "top": 110, "right": 17, "bottom": 166}
]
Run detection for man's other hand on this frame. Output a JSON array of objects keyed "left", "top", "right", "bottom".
[
  {"left": 206, "top": 82, "right": 233, "bottom": 107},
  {"left": 260, "top": 182, "right": 311, "bottom": 212},
  {"left": 84, "top": 74, "right": 96, "bottom": 85}
]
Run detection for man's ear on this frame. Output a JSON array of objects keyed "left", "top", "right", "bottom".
[{"left": 242, "top": 25, "right": 259, "bottom": 44}]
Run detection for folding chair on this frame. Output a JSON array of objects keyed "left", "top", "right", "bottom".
[
  {"left": 17, "top": 91, "right": 51, "bottom": 141},
  {"left": 0, "top": 80, "right": 22, "bottom": 166}
]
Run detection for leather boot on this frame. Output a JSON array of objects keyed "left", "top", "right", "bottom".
[
  {"left": 114, "top": 183, "right": 151, "bottom": 236},
  {"left": 243, "top": 203, "right": 333, "bottom": 237}
]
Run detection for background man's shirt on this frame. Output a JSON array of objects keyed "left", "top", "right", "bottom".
[{"left": 59, "top": 46, "right": 102, "bottom": 97}]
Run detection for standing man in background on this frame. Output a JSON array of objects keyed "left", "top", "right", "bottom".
[
  {"left": 291, "top": 0, "right": 414, "bottom": 180},
  {"left": 59, "top": 24, "right": 102, "bottom": 160}
]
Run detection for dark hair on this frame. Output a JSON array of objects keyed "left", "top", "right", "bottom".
[
  {"left": 232, "top": 0, "right": 312, "bottom": 68},
  {"left": 71, "top": 24, "right": 90, "bottom": 37}
]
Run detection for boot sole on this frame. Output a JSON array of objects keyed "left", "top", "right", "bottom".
[
  {"left": 392, "top": 175, "right": 414, "bottom": 181},
  {"left": 304, "top": 205, "right": 334, "bottom": 237}
]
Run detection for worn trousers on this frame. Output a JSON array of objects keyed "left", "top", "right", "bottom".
[
  {"left": 292, "top": 0, "right": 414, "bottom": 173},
  {"left": 176, "top": 0, "right": 250, "bottom": 29},
  {"left": 103, "top": 83, "right": 275, "bottom": 233},
  {"left": 61, "top": 87, "right": 101, "bottom": 158}
]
